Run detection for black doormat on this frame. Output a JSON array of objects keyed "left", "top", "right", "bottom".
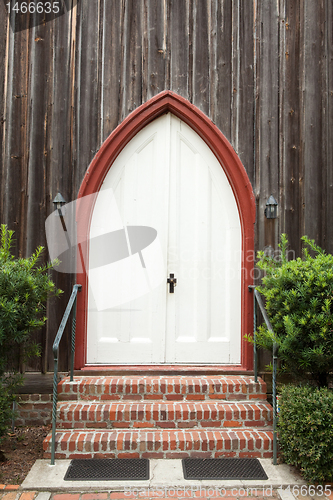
[
  {"left": 64, "top": 458, "right": 149, "bottom": 481},
  {"left": 182, "top": 458, "right": 268, "bottom": 480}
]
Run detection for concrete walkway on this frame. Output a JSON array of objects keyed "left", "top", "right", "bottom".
[
  {"left": 2, "top": 459, "right": 330, "bottom": 500},
  {"left": 20, "top": 459, "right": 304, "bottom": 491},
  {"left": 1, "top": 459, "right": 333, "bottom": 500}
]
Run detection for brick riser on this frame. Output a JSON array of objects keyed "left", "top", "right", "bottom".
[
  {"left": 43, "top": 428, "right": 274, "bottom": 460},
  {"left": 58, "top": 376, "right": 267, "bottom": 402},
  {"left": 44, "top": 375, "right": 274, "bottom": 459},
  {"left": 57, "top": 401, "right": 273, "bottom": 429}
]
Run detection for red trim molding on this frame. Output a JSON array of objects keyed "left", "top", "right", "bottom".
[{"left": 75, "top": 91, "right": 256, "bottom": 370}]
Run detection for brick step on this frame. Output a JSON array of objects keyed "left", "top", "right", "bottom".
[
  {"left": 43, "top": 428, "right": 274, "bottom": 460},
  {"left": 58, "top": 375, "right": 267, "bottom": 402},
  {"left": 57, "top": 400, "right": 273, "bottom": 430}
]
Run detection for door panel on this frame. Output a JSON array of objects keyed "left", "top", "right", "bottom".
[
  {"left": 87, "top": 116, "right": 170, "bottom": 364},
  {"left": 86, "top": 113, "right": 241, "bottom": 364},
  {"left": 166, "top": 117, "right": 241, "bottom": 363}
]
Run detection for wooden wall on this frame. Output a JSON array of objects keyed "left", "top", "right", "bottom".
[{"left": 0, "top": 0, "right": 332, "bottom": 372}]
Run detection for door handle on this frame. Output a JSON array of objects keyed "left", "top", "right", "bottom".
[{"left": 167, "top": 273, "right": 177, "bottom": 293}]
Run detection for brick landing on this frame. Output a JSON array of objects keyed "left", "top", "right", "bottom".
[{"left": 43, "top": 375, "right": 273, "bottom": 459}]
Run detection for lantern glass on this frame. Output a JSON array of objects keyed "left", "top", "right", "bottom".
[
  {"left": 265, "top": 195, "right": 278, "bottom": 219},
  {"left": 53, "top": 192, "right": 66, "bottom": 216}
]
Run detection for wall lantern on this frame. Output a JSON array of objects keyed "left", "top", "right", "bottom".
[
  {"left": 52, "top": 192, "right": 66, "bottom": 216},
  {"left": 264, "top": 195, "right": 278, "bottom": 219}
]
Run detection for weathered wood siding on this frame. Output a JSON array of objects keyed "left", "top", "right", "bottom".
[{"left": 0, "top": 0, "right": 332, "bottom": 372}]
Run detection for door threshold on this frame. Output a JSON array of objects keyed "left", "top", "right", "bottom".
[{"left": 75, "top": 365, "right": 254, "bottom": 376}]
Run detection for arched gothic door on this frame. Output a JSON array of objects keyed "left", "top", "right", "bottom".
[{"left": 75, "top": 92, "right": 255, "bottom": 370}]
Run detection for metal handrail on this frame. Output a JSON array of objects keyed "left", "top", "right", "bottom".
[
  {"left": 249, "top": 285, "right": 278, "bottom": 465},
  {"left": 51, "top": 284, "right": 82, "bottom": 465}
]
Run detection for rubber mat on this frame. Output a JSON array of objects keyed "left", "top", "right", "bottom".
[
  {"left": 182, "top": 458, "right": 268, "bottom": 480},
  {"left": 64, "top": 458, "right": 149, "bottom": 481}
]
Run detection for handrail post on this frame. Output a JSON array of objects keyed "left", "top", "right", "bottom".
[
  {"left": 250, "top": 287, "right": 278, "bottom": 465},
  {"left": 272, "top": 342, "right": 278, "bottom": 465},
  {"left": 70, "top": 285, "right": 81, "bottom": 381},
  {"left": 253, "top": 290, "right": 258, "bottom": 383},
  {"left": 51, "top": 352, "right": 58, "bottom": 466},
  {"left": 50, "top": 284, "right": 81, "bottom": 465},
  {"left": 248, "top": 286, "right": 258, "bottom": 383}
]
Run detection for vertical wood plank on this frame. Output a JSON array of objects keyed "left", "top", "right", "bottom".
[
  {"left": 120, "top": 0, "right": 144, "bottom": 119},
  {"left": 325, "top": 0, "right": 333, "bottom": 254},
  {"left": 210, "top": 0, "right": 233, "bottom": 140},
  {"left": 146, "top": 0, "right": 168, "bottom": 99},
  {"left": 1, "top": 20, "right": 30, "bottom": 257},
  {"left": 254, "top": 0, "right": 280, "bottom": 252},
  {"left": 279, "top": 0, "right": 303, "bottom": 256},
  {"left": 169, "top": 0, "right": 190, "bottom": 98},
  {"left": 302, "top": 0, "right": 326, "bottom": 246},
  {"left": 0, "top": 7, "right": 9, "bottom": 197},
  {"left": 99, "top": 0, "right": 123, "bottom": 142},
  {"left": 234, "top": 0, "right": 255, "bottom": 184},
  {"left": 192, "top": 0, "right": 210, "bottom": 115},
  {"left": 75, "top": 0, "right": 101, "bottom": 183},
  {"left": 231, "top": 0, "right": 240, "bottom": 153},
  {"left": 25, "top": 18, "right": 55, "bottom": 372}
]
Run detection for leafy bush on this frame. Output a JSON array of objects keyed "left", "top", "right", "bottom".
[
  {"left": 252, "top": 234, "right": 333, "bottom": 387},
  {"left": 0, "top": 224, "right": 62, "bottom": 375},
  {"left": 0, "top": 224, "right": 61, "bottom": 443},
  {"left": 279, "top": 385, "right": 333, "bottom": 483}
]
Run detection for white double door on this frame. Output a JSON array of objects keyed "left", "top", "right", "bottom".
[{"left": 87, "top": 113, "right": 241, "bottom": 364}]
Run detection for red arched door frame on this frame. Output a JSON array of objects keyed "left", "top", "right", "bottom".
[{"left": 75, "top": 91, "right": 256, "bottom": 371}]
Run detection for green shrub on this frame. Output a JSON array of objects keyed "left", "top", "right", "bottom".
[
  {"left": 252, "top": 234, "right": 333, "bottom": 387},
  {"left": 0, "top": 224, "right": 62, "bottom": 375},
  {"left": 0, "top": 224, "right": 61, "bottom": 443},
  {"left": 279, "top": 385, "right": 333, "bottom": 483}
]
